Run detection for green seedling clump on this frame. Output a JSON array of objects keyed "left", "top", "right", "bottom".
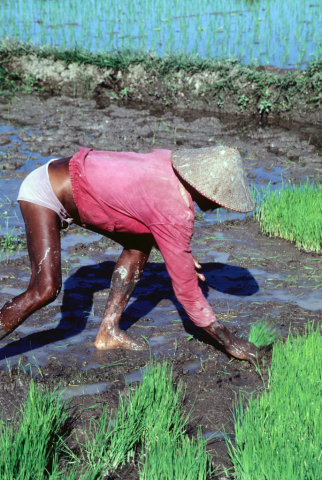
[
  {"left": 139, "top": 429, "right": 209, "bottom": 480},
  {"left": 0, "top": 380, "right": 69, "bottom": 479},
  {"left": 73, "top": 360, "right": 211, "bottom": 478},
  {"left": 0, "top": 361, "right": 212, "bottom": 478},
  {"left": 0, "top": 219, "right": 25, "bottom": 253},
  {"left": 254, "top": 181, "right": 322, "bottom": 252},
  {"left": 228, "top": 323, "right": 322, "bottom": 479},
  {"left": 249, "top": 321, "right": 280, "bottom": 348}
]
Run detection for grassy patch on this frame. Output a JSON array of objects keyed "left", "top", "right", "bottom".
[
  {"left": 139, "top": 429, "right": 210, "bottom": 480},
  {"left": 1, "top": 40, "right": 322, "bottom": 117},
  {"left": 0, "top": 222, "right": 26, "bottom": 253},
  {"left": 0, "top": 361, "right": 211, "bottom": 478},
  {"left": 249, "top": 321, "right": 280, "bottom": 348},
  {"left": 228, "top": 323, "right": 322, "bottom": 479},
  {"left": 254, "top": 181, "right": 322, "bottom": 253},
  {"left": 69, "top": 360, "right": 211, "bottom": 478},
  {"left": 0, "top": 40, "right": 238, "bottom": 75},
  {"left": 0, "top": 380, "right": 69, "bottom": 479}
]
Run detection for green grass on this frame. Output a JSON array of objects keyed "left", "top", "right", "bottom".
[
  {"left": 228, "top": 323, "right": 322, "bottom": 479},
  {"left": 0, "top": 217, "right": 25, "bottom": 253},
  {"left": 249, "top": 321, "right": 280, "bottom": 348},
  {"left": 254, "top": 181, "right": 322, "bottom": 253},
  {"left": 0, "top": 361, "right": 211, "bottom": 478},
  {"left": 69, "top": 360, "right": 212, "bottom": 478},
  {"left": 139, "top": 429, "right": 210, "bottom": 480},
  {"left": 0, "top": 380, "right": 69, "bottom": 479}
]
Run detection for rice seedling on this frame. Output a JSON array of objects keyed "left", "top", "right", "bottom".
[
  {"left": 0, "top": 360, "right": 211, "bottom": 477},
  {"left": 254, "top": 181, "right": 322, "bottom": 253},
  {"left": 139, "top": 429, "right": 210, "bottom": 480},
  {"left": 0, "top": 215, "right": 25, "bottom": 253},
  {"left": 248, "top": 321, "right": 280, "bottom": 348},
  {"left": 138, "top": 361, "right": 187, "bottom": 450},
  {"left": 228, "top": 323, "right": 322, "bottom": 479},
  {"left": 73, "top": 360, "right": 212, "bottom": 477},
  {"left": 74, "top": 361, "right": 181, "bottom": 471},
  {"left": 0, "top": 380, "right": 70, "bottom": 479},
  {"left": 0, "top": 222, "right": 20, "bottom": 252},
  {"left": 0, "top": 0, "right": 321, "bottom": 68}
]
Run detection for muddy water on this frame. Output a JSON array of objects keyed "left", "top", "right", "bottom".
[{"left": 0, "top": 95, "right": 321, "bottom": 477}]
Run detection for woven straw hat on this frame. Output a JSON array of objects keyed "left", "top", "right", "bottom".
[{"left": 171, "top": 146, "right": 254, "bottom": 213}]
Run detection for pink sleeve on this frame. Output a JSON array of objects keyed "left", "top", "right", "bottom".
[{"left": 149, "top": 224, "right": 217, "bottom": 328}]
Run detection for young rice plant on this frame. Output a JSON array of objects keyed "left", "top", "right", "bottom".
[
  {"left": 228, "top": 323, "right": 322, "bottom": 479},
  {"left": 0, "top": 380, "right": 69, "bottom": 479},
  {"left": 254, "top": 181, "right": 322, "bottom": 253},
  {"left": 69, "top": 360, "right": 212, "bottom": 478},
  {"left": 249, "top": 321, "right": 280, "bottom": 348},
  {"left": 0, "top": 361, "right": 212, "bottom": 478}
]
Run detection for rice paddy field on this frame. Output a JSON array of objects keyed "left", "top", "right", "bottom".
[
  {"left": 0, "top": 95, "right": 322, "bottom": 478},
  {"left": 0, "top": 0, "right": 322, "bottom": 478},
  {"left": 1, "top": 0, "right": 321, "bottom": 68}
]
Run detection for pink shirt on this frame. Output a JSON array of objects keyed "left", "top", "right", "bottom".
[{"left": 70, "top": 147, "right": 217, "bottom": 328}]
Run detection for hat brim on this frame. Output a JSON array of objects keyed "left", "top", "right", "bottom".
[{"left": 171, "top": 146, "right": 255, "bottom": 213}]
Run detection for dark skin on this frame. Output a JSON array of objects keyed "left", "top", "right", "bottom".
[{"left": 0, "top": 157, "right": 259, "bottom": 363}]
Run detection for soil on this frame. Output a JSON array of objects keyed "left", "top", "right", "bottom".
[
  {"left": 2, "top": 49, "right": 322, "bottom": 125},
  {"left": 0, "top": 93, "right": 321, "bottom": 478}
]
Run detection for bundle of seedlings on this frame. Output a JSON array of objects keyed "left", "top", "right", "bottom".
[
  {"left": 71, "top": 360, "right": 212, "bottom": 479},
  {"left": 248, "top": 321, "right": 280, "bottom": 349},
  {"left": 0, "top": 380, "right": 69, "bottom": 479},
  {"left": 254, "top": 181, "right": 322, "bottom": 252},
  {"left": 227, "top": 323, "right": 322, "bottom": 479}
]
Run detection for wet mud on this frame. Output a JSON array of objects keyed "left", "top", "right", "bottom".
[{"left": 0, "top": 94, "right": 321, "bottom": 477}]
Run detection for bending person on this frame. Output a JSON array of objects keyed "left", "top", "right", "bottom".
[{"left": 0, "top": 146, "right": 259, "bottom": 363}]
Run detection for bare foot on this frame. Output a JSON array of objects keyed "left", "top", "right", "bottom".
[{"left": 95, "top": 326, "right": 146, "bottom": 351}]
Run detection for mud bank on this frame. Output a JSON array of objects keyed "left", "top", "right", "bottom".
[
  {"left": 0, "top": 94, "right": 321, "bottom": 179},
  {"left": 1, "top": 42, "right": 322, "bottom": 125}
]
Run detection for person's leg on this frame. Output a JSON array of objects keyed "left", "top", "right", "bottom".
[
  {"left": 95, "top": 244, "right": 152, "bottom": 350},
  {"left": 203, "top": 322, "right": 259, "bottom": 364},
  {"left": 0, "top": 201, "right": 62, "bottom": 340}
]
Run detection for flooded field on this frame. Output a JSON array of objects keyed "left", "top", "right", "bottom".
[
  {"left": 0, "top": 94, "right": 322, "bottom": 476},
  {"left": 1, "top": 0, "right": 321, "bottom": 68}
]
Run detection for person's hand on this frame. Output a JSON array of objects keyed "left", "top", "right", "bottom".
[{"left": 193, "top": 256, "right": 205, "bottom": 281}]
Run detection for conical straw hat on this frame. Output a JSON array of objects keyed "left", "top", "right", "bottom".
[{"left": 171, "top": 146, "right": 255, "bottom": 213}]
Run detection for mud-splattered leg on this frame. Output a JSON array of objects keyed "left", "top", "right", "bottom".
[
  {"left": 203, "top": 322, "right": 259, "bottom": 365},
  {"left": 95, "top": 247, "right": 151, "bottom": 350},
  {"left": 0, "top": 201, "right": 62, "bottom": 341}
]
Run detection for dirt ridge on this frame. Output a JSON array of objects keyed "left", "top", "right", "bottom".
[{"left": 1, "top": 42, "right": 322, "bottom": 125}]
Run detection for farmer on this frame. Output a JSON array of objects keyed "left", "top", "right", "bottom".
[{"left": 0, "top": 146, "right": 259, "bottom": 363}]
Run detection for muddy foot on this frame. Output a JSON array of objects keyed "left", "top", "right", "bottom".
[{"left": 95, "top": 328, "right": 147, "bottom": 351}]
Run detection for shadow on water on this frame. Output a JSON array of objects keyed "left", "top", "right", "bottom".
[{"left": 0, "top": 261, "right": 259, "bottom": 361}]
